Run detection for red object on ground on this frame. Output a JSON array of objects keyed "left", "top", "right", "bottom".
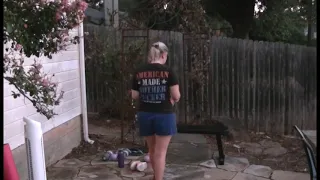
[{"left": 4, "top": 144, "right": 20, "bottom": 180}]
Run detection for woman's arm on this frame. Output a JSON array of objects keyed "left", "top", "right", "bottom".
[
  {"left": 131, "top": 90, "right": 139, "bottom": 100},
  {"left": 170, "top": 85, "right": 180, "bottom": 102}
]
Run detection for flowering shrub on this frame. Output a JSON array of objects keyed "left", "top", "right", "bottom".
[{"left": 4, "top": 0, "right": 88, "bottom": 119}]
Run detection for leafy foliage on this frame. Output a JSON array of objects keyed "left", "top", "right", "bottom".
[
  {"left": 123, "top": 0, "right": 316, "bottom": 42},
  {"left": 4, "top": 0, "right": 88, "bottom": 119},
  {"left": 202, "top": 0, "right": 257, "bottom": 38},
  {"left": 249, "top": 0, "right": 315, "bottom": 45},
  {"left": 124, "top": 0, "right": 212, "bottom": 33}
]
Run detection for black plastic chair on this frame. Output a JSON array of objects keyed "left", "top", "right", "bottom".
[{"left": 293, "top": 125, "right": 317, "bottom": 180}]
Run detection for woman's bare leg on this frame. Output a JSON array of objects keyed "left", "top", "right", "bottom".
[
  {"left": 145, "top": 135, "right": 156, "bottom": 169},
  {"left": 153, "top": 135, "right": 172, "bottom": 180}
]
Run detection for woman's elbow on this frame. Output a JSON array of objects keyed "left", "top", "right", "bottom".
[
  {"left": 170, "top": 85, "right": 181, "bottom": 102},
  {"left": 132, "top": 94, "right": 139, "bottom": 100},
  {"left": 131, "top": 90, "right": 139, "bottom": 100},
  {"left": 172, "top": 93, "right": 181, "bottom": 102}
]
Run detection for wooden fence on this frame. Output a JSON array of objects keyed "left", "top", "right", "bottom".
[{"left": 84, "top": 24, "right": 317, "bottom": 134}]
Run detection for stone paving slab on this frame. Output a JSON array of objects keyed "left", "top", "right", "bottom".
[
  {"left": 233, "top": 172, "right": 269, "bottom": 180},
  {"left": 271, "top": 170, "right": 310, "bottom": 180},
  {"left": 120, "top": 167, "right": 146, "bottom": 178},
  {"left": 174, "top": 171, "right": 205, "bottom": 180},
  {"left": 53, "top": 158, "right": 89, "bottom": 168},
  {"left": 78, "top": 155, "right": 97, "bottom": 162},
  {"left": 217, "top": 156, "right": 250, "bottom": 172},
  {"left": 239, "top": 142, "right": 262, "bottom": 156},
  {"left": 263, "top": 146, "right": 287, "bottom": 157},
  {"left": 243, "top": 165, "right": 272, "bottom": 178},
  {"left": 201, "top": 168, "right": 236, "bottom": 180},
  {"left": 78, "top": 165, "right": 121, "bottom": 180},
  {"left": 166, "top": 143, "right": 211, "bottom": 164},
  {"left": 199, "top": 159, "right": 217, "bottom": 168},
  {"left": 164, "top": 164, "right": 204, "bottom": 179},
  {"left": 47, "top": 167, "right": 78, "bottom": 180},
  {"left": 239, "top": 140, "right": 288, "bottom": 157},
  {"left": 171, "top": 133, "right": 207, "bottom": 144},
  {"left": 133, "top": 174, "right": 155, "bottom": 180}
]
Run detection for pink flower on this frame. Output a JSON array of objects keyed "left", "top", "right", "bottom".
[
  {"left": 42, "top": 79, "right": 49, "bottom": 87},
  {"left": 62, "top": 0, "right": 68, "bottom": 6},
  {"left": 64, "top": 5, "right": 71, "bottom": 12},
  {"left": 78, "top": 1, "right": 88, "bottom": 11},
  {"left": 55, "top": 12, "right": 62, "bottom": 21},
  {"left": 15, "top": 44, "right": 23, "bottom": 51},
  {"left": 24, "top": 24, "right": 28, "bottom": 28}
]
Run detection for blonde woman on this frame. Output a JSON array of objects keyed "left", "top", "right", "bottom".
[{"left": 131, "top": 42, "right": 181, "bottom": 180}]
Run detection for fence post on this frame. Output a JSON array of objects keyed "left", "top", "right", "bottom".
[
  {"left": 252, "top": 41, "right": 257, "bottom": 132},
  {"left": 284, "top": 44, "right": 290, "bottom": 135}
]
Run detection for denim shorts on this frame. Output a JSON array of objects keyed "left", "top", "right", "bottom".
[{"left": 137, "top": 111, "right": 177, "bottom": 136}]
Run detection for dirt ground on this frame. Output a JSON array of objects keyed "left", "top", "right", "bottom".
[
  {"left": 65, "top": 118, "right": 309, "bottom": 173},
  {"left": 65, "top": 118, "right": 145, "bottom": 159}
]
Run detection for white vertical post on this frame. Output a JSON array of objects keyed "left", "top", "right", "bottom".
[{"left": 24, "top": 117, "right": 47, "bottom": 180}]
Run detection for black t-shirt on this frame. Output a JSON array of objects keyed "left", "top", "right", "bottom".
[{"left": 131, "top": 63, "right": 179, "bottom": 113}]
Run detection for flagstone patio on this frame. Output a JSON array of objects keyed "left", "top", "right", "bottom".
[{"left": 47, "top": 133, "right": 310, "bottom": 180}]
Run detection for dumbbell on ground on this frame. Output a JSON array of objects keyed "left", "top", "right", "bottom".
[
  {"left": 102, "top": 151, "right": 118, "bottom": 161},
  {"left": 130, "top": 161, "right": 148, "bottom": 172},
  {"left": 102, "top": 149, "right": 132, "bottom": 161},
  {"left": 117, "top": 148, "right": 130, "bottom": 157}
]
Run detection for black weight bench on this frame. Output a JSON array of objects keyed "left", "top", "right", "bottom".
[
  {"left": 177, "top": 123, "right": 229, "bottom": 165},
  {"left": 293, "top": 126, "right": 317, "bottom": 180}
]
